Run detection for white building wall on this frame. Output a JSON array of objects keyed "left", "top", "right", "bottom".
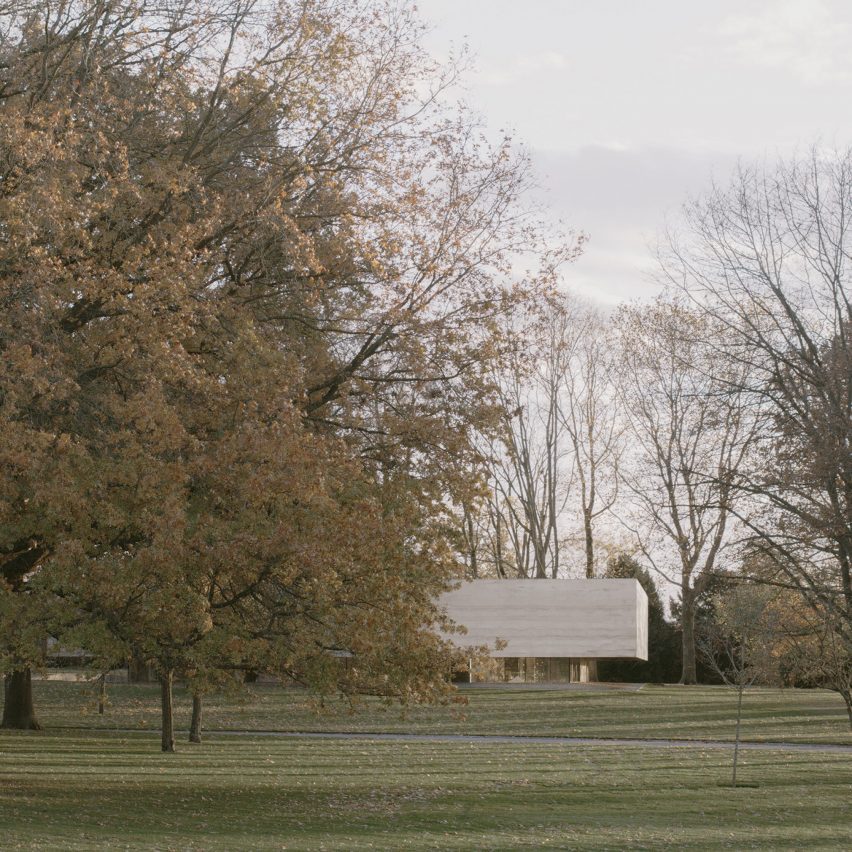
[{"left": 438, "top": 579, "right": 648, "bottom": 661}]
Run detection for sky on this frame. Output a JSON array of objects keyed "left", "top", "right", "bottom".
[{"left": 416, "top": 0, "right": 852, "bottom": 304}]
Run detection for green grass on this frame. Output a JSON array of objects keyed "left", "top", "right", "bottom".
[
  {"left": 31, "top": 680, "right": 852, "bottom": 744},
  {"left": 0, "top": 730, "right": 850, "bottom": 850},
  {"left": 4, "top": 684, "right": 850, "bottom": 849}
]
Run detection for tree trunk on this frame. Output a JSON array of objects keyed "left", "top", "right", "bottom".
[
  {"left": 160, "top": 670, "right": 175, "bottom": 753},
  {"left": 732, "top": 683, "right": 743, "bottom": 786},
  {"left": 533, "top": 540, "right": 547, "bottom": 578},
  {"left": 189, "top": 693, "right": 202, "bottom": 743},
  {"left": 464, "top": 505, "right": 478, "bottom": 579},
  {"left": 128, "top": 652, "right": 153, "bottom": 683},
  {"left": 842, "top": 688, "right": 852, "bottom": 732},
  {"left": 98, "top": 673, "right": 106, "bottom": 715},
  {"left": 581, "top": 509, "right": 596, "bottom": 680},
  {"left": 680, "top": 598, "right": 697, "bottom": 685},
  {"left": 1, "top": 669, "right": 41, "bottom": 730},
  {"left": 583, "top": 511, "right": 595, "bottom": 578}
]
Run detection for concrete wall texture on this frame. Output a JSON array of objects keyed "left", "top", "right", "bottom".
[{"left": 438, "top": 579, "right": 648, "bottom": 661}]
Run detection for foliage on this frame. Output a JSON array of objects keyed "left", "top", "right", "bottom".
[
  {"left": 697, "top": 586, "right": 779, "bottom": 687},
  {"left": 766, "top": 588, "right": 852, "bottom": 729},
  {"left": 0, "top": 0, "right": 560, "bottom": 740},
  {"left": 597, "top": 552, "right": 680, "bottom": 683}
]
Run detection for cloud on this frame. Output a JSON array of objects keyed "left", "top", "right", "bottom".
[
  {"left": 477, "top": 51, "right": 568, "bottom": 86},
  {"left": 720, "top": 0, "right": 852, "bottom": 84},
  {"left": 528, "top": 145, "right": 739, "bottom": 305},
  {"left": 531, "top": 145, "right": 736, "bottom": 224}
]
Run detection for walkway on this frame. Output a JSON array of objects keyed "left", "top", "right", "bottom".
[
  {"left": 209, "top": 729, "right": 852, "bottom": 754},
  {"left": 457, "top": 682, "right": 646, "bottom": 692}
]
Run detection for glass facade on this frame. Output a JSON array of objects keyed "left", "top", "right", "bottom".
[{"left": 471, "top": 657, "right": 591, "bottom": 683}]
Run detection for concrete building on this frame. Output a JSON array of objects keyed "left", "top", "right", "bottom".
[{"left": 438, "top": 578, "right": 648, "bottom": 683}]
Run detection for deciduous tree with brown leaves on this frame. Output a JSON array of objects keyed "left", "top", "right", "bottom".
[{"left": 0, "top": 0, "right": 558, "bottom": 746}]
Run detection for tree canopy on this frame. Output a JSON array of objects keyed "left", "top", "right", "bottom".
[{"left": 0, "top": 0, "right": 564, "bottom": 744}]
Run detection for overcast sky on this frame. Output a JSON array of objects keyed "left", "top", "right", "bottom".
[{"left": 417, "top": 0, "right": 852, "bottom": 304}]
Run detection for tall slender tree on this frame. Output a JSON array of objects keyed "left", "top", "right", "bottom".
[
  {"left": 556, "top": 302, "right": 623, "bottom": 579},
  {"left": 615, "top": 299, "right": 754, "bottom": 684}
]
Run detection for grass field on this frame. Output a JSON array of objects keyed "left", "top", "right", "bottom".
[
  {"left": 30, "top": 680, "right": 852, "bottom": 744},
  {"left": 1, "top": 730, "right": 850, "bottom": 850},
  {"left": 2, "top": 683, "right": 850, "bottom": 849}
]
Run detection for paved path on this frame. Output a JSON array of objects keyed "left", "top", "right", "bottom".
[
  {"left": 457, "top": 682, "right": 646, "bottom": 692},
  {"left": 207, "top": 729, "right": 852, "bottom": 754},
  {"left": 51, "top": 725, "right": 852, "bottom": 753}
]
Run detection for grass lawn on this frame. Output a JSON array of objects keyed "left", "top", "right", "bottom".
[
  {"left": 29, "top": 680, "right": 852, "bottom": 745},
  {"left": 0, "top": 729, "right": 850, "bottom": 850},
  {"left": 3, "top": 685, "right": 851, "bottom": 849}
]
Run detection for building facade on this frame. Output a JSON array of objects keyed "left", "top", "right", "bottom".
[{"left": 438, "top": 579, "right": 648, "bottom": 683}]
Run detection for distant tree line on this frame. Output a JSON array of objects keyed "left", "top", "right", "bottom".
[{"left": 461, "top": 150, "right": 850, "bottom": 720}]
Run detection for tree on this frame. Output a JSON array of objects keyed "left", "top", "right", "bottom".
[
  {"left": 597, "top": 552, "right": 680, "bottom": 683},
  {"left": 664, "top": 148, "right": 852, "bottom": 660},
  {"left": 555, "top": 302, "right": 623, "bottom": 579},
  {"left": 697, "top": 585, "right": 778, "bottom": 786},
  {"left": 615, "top": 299, "right": 754, "bottom": 684},
  {"left": 0, "top": 543, "right": 53, "bottom": 729},
  {"left": 764, "top": 587, "right": 852, "bottom": 730},
  {"left": 0, "top": 0, "right": 559, "bottom": 742},
  {"left": 475, "top": 290, "right": 627, "bottom": 584},
  {"left": 489, "top": 308, "right": 573, "bottom": 579}
]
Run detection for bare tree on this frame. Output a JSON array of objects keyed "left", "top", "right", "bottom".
[
  {"left": 615, "top": 299, "right": 754, "bottom": 684},
  {"left": 457, "top": 467, "right": 530, "bottom": 579},
  {"left": 475, "top": 296, "right": 624, "bottom": 586},
  {"left": 491, "top": 317, "right": 574, "bottom": 578},
  {"left": 556, "top": 303, "right": 624, "bottom": 578},
  {"left": 664, "top": 147, "right": 852, "bottom": 655},
  {"left": 698, "top": 585, "right": 778, "bottom": 786}
]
